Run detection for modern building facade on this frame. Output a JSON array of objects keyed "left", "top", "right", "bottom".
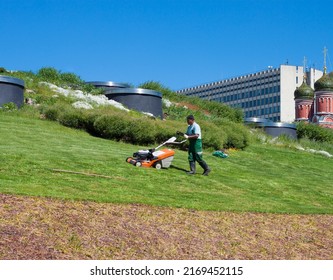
[{"left": 176, "top": 65, "right": 323, "bottom": 122}]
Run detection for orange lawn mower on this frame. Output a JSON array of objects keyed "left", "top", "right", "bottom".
[{"left": 126, "top": 136, "right": 186, "bottom": 169}]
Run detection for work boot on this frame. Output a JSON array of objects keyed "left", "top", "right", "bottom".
[
  {"left": 200, "top": 161, "right": 211, "bottom": 176},
  {"left": 202, "top": 168, "right": 211, "bottom": 176},
  {"left": 187, "top": 162, "right": 196, "bottom": 175}
]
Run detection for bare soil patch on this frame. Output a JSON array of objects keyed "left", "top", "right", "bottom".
[
  {"left": 0, "top": 194, "right": 332, "bottom": 260},
  {"left": 175, "top": 102, "right": 211, "bottom": 116}
]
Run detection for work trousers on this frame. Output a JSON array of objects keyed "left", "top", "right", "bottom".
[{"left": 188, "top": 139, "right": 205, "bottom": 165}]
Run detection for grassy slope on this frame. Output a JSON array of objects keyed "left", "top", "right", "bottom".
[{"left": 0, "top": 113, "right": 332, "bottom": 214}]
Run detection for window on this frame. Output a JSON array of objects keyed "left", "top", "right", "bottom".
[{"left": 273, "top": 96, "right": 277, "bottom": 103}]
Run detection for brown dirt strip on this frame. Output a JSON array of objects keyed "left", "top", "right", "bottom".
[{"left": 0, "top": 194, "right": 332, "bottom": 260}]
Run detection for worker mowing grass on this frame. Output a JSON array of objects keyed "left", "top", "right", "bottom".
[{"left": 182, "top": 115, "right": 211, "bottom": 176}]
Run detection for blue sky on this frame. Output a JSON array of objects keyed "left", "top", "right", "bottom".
[{"left": 1, "top": 0, "right": 333, "bottom": 90}]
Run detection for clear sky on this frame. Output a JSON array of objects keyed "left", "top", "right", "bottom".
[{"left": 1, "top": 0, "right": 333, "bottom": 90}]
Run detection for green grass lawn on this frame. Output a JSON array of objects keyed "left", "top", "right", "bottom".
[{"left": 1, "top": 113, "right": 332, "bottom": 214}]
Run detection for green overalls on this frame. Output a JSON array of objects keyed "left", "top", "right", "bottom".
[{"left": 186, "top": 122, "right": 209, "bottom": 173}]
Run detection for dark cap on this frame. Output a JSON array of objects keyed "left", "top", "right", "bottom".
[{"left": 186, "top": 114, "right": 195, "bottom": 120}]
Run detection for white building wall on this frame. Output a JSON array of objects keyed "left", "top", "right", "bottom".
[
  {"left": 280, "top": 65, "right": 323, "bottom": 122},
  {"left": 280, "top": 65, "right": 301, "bottom": 122}
]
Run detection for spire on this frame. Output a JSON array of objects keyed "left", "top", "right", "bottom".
[
  {"left": 303, "top": 56, "right": 307, "bottom": 82},
  {"left": 323, "top": 46, "right": 328, "bottom": 74}
]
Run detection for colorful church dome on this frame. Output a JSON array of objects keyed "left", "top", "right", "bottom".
[
  {"left": 314, "top": 73, "right": 333, "bottom": 91},
  {"left": 294, "top": 81, "right": 314, "bottom": 99}
]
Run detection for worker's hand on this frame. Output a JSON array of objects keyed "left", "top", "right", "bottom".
[{"left": 184, "top": 134, "right": 189, "bottom": 139}]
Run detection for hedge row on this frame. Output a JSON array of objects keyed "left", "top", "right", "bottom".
[{"left": 40, "top": 103, "right": 250, "bottom": 150}]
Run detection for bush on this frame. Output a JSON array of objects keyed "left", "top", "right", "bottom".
[
  {"left": 36, "top": 67, "right": 96, "bottom": 93},
  {"left": 297, "top": 122, "right": 333, "bottom": 143},
  {"left": 39, "top": 102, "right": 250, "bottom": 149},
  {"left": 40, "top": 103, "right": 67, "bottom": 121},
  {"left": 227, "top": 123, "right": 250, "bottom": 149},
  {"left": 42, "top": 106, "right": 60, "bottom": 121},
  {"left": 93, "top": 115, "right": 128, "bottom": 141},
  {"left": 59, "top": 72, "right": 82, "bottom": 86},
  {"left": 37, "top": 67, "right": 60, "bottom": 83},
  {"left": 0, "top": 102, "right": 18, "bottom": 112},
  {"left": 123, "top": 118, "right": 156, "bottom": 145},
  {"left": 154, "top": 121, "right": 180, "bottom": 144},
  {"left": 58, "top": 109, "right": 85, "bottom": 129}
]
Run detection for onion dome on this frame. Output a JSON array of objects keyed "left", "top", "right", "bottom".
[
  {"left": 314, "top": 73, "right": 333, "bottom": 91},
  {"left": 294, "top": 81, "right": 314, "bottom": 99},
  {"left": 328, "top": 71, "right": 333, "bottom": 79}
]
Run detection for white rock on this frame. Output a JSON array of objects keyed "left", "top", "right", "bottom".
[
  {"left": 38, "top": 81, "right": 129, "bottom": 111},
  {"left": 163, "top": 98, "right": 172, "bottom": 108}
]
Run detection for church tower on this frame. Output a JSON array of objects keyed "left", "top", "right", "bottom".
[
  {"left": 312, "top": 70, "right": 333, "bottom": 127},
  {"left": 294, "top": 60, "right": 314, "bottom": 122}
]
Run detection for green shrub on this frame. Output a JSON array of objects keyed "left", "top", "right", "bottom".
[
  {"left": 43, "top": 107, "right": 59, "bottom": 121},
  {"left": 40, "top": 103, "right": 64, "bottom": 121},
  {"left": 0, "top": 102, "right": 18, "bottom": 112},
  {"left": 297, "top": 122, "right": 333, "bottom": 143},
  {"left": 37, "top": 67, "right": 60, "bottom": 83},
  {"left": 123, "top": 118, "right": 156, "bottom": 145},
  {"left": 60, "top": 72, "right": 82, "bottom": 86},
  {"left": 58, "top": 109, "right": 84, "bottom": 129},
  {"left": 153, "top": 121, "right": 177, "bottom": 144},
  {"left": 93, "top": 115, "right": 128, "bottom": 141},
  {"left": 36, "top": 67, "right": 96, "bottom": 93},
  {"left": 80, "top": 112, "right": 99, "bottom": 135},
  {"left": 228, "top": 122, "right": 250, "bottom": 149}
]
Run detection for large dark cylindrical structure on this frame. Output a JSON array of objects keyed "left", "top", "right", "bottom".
[
  {"left": 105, "top": 88, "right": 163, "bottom": 118},
  {"left": 86, "top": 81, "right": 130, "bottom": 90},
  {"left": 0, "top": 76, "right": 25, "bottom": 108},
  {"left": 244, "top": 118, "right": 296, "bottom": 139},
  {"left": 263, "top": 122, "right": 297, "bottom": 139}
]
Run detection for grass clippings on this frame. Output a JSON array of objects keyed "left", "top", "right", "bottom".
[{"left": 0, "top": 194, "right": 332, "bottom": 260}]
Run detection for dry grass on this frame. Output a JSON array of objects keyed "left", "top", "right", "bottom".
[{"left": 0, "top": 194, "right": 332, "bottom": 260}]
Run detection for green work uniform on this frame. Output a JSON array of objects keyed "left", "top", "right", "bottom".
[{"left": 186, "top": 122, "right": 205, "bottom": 165}]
